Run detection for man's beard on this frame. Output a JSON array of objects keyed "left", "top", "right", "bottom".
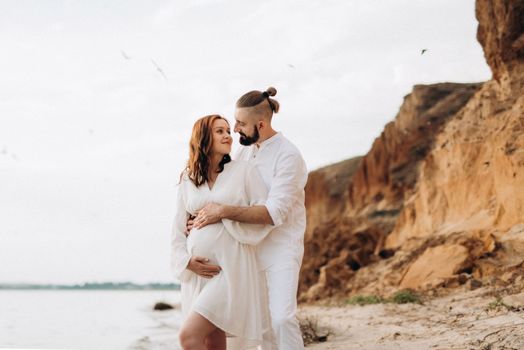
[{"left": 239, "top": 125, "right": 260, "bottom": 146}]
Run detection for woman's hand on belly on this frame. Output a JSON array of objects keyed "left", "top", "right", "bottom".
[{"left": 187, "top": 256, "right": 221, "bottom": 278}]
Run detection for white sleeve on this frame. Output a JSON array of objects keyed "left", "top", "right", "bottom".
[
  {"left": 170, "top": 184, "right": 193, "bottom": 282},
  {"left": 264, "top": 152, "right": 308, "bottom": 227},
  {"left": 222, "top": 164, "right": 273, "bottom": 245}
]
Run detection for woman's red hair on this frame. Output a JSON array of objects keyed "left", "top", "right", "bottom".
[{"left": 183, "top": 114, "right": 231, "bottom": 187}]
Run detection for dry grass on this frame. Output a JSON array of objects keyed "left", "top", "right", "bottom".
[{"left": 299, "top": 316, "right": 332, "bottom": 346}]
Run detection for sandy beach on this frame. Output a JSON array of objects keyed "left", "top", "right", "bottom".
[{"left": 298, "top": 286, "right": 524, "bottom": 349}]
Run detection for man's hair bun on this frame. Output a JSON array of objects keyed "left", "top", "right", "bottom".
[{"left": 266, "top": 87, "right": 277, "bottom": 97}]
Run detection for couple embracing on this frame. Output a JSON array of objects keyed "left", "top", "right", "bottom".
[{"left": 171, "top": 87, "right": 307, "bottom": 350}]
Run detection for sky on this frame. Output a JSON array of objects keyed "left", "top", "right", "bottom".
[{"left": 0, "top": 0, "right": 491, "bottom": 284}]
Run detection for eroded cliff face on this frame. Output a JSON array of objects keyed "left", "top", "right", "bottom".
[
  {"left": 299, "top": 0, "right": 524, "bottom": 301},
  {"left": 300, "top": 83, "right": 481, "bottom": 300},
  {"left": 304, "top": 157, "right": 362, "bottom": 241},
  {"left": 476, "top": 0, "right": 524, "bottom": 84},
  {"left": 346, "top": 83, "right": 483, "bottom": 216}
]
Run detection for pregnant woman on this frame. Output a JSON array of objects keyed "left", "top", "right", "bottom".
[{"left": 171, "top": 114, "right": 275, "bottom": 350}]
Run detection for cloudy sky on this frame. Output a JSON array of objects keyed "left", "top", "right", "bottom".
[{"left": 0, "top": 0, "right": 491, "bottom": 284}]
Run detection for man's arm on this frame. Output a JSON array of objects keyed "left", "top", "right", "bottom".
[
  {"left": 193, "top": 163, "right": 273, "bottom": 228},
  {"left": 222, "top": 204, "right": 274, "bottom": 224},
  {"left": 262, "top": 152, "right": 308, "bottom": 226},
  {"left": 193, "top": 203, "right": 273, "bottom": 229},
  {"left": 194, "top": 152, "right": 307, "bottom": 229}
]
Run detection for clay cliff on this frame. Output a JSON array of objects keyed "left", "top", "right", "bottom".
[{"left": 299, "top": 0, "right": 524, "bottom": 301}]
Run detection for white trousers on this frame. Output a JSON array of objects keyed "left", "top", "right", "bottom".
[{"left": 265, "top": 262, "right": 304, "bottom": 350}]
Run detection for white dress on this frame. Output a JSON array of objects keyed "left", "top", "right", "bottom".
[{"left": 171, "top": 160, "right": 275, "bottom": 349}]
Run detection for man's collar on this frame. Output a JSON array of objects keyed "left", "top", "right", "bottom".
[{"left": 256, "top": 132, "right": 281, "bottom": 149}]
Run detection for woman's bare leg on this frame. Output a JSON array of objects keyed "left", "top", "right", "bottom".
[
  {"left": 204, "top": 328, "right": 226, "bottom": 350},
  {"left": 179, "top": 311, "right": 219, "bottom": 350}
]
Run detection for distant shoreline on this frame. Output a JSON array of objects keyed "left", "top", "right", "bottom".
[{"left": 0, "top": 282, "right": 180, "bottom": 291}]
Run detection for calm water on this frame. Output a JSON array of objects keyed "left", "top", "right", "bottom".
[{"left": 0, "top": 290, "right": 182, "bottom": 350}]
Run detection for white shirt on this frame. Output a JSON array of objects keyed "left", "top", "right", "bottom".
[{"left": 235, "top": 132, "right": 308, "bottom": 270}]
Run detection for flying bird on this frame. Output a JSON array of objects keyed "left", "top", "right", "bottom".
[
  {"left": 151, "top": 59, "right": 168, "bottom": 80},
  {"left": 121, "top": 50, "right": 132, "bottom": 60},
  {"left": 421, "top": 49, "right": 428, "bottom": 55},
  {"left": 288, "top": 64, "right": 295, "bottom": 68}
]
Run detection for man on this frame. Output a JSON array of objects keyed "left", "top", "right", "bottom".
[{"left": 192, "top": 87, "right": 308, "bottom": 349}]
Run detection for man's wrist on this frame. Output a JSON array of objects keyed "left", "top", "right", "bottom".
[{"left": 219, "top": 204, "right": 230, "bottom": 220}]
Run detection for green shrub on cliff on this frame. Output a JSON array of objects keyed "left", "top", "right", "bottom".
[
  {"left": 347, "top": 295, "right": 384, "bottom": 305},
  {"left": 346, "top": 290, "right": 422, "bottom": 306},
  {"left": 390, "top": 290, "right": 422, "bottom": 304}
]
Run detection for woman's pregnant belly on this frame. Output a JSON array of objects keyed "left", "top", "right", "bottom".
[{"left": 186, "top": 223, "right": 225, "bottom": 265}]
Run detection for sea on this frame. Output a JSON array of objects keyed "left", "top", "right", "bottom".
[{"left": 0, "top": 290, "right": 183, "bottom": 350}]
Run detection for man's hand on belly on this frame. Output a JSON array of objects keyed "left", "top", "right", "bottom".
[
  {"left": 187, "top": 256, "right": 221, "bottom": 278},
  {"left": 193, "top": 203, "right": 224, "bottom": 229}
]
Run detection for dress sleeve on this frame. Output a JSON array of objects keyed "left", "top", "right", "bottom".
[
  {"left": 170, "top": 183, "right": 193, "bottom": 282},
  {"left": 222, "top": 163, "right": 273, "bottom": 245}
]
